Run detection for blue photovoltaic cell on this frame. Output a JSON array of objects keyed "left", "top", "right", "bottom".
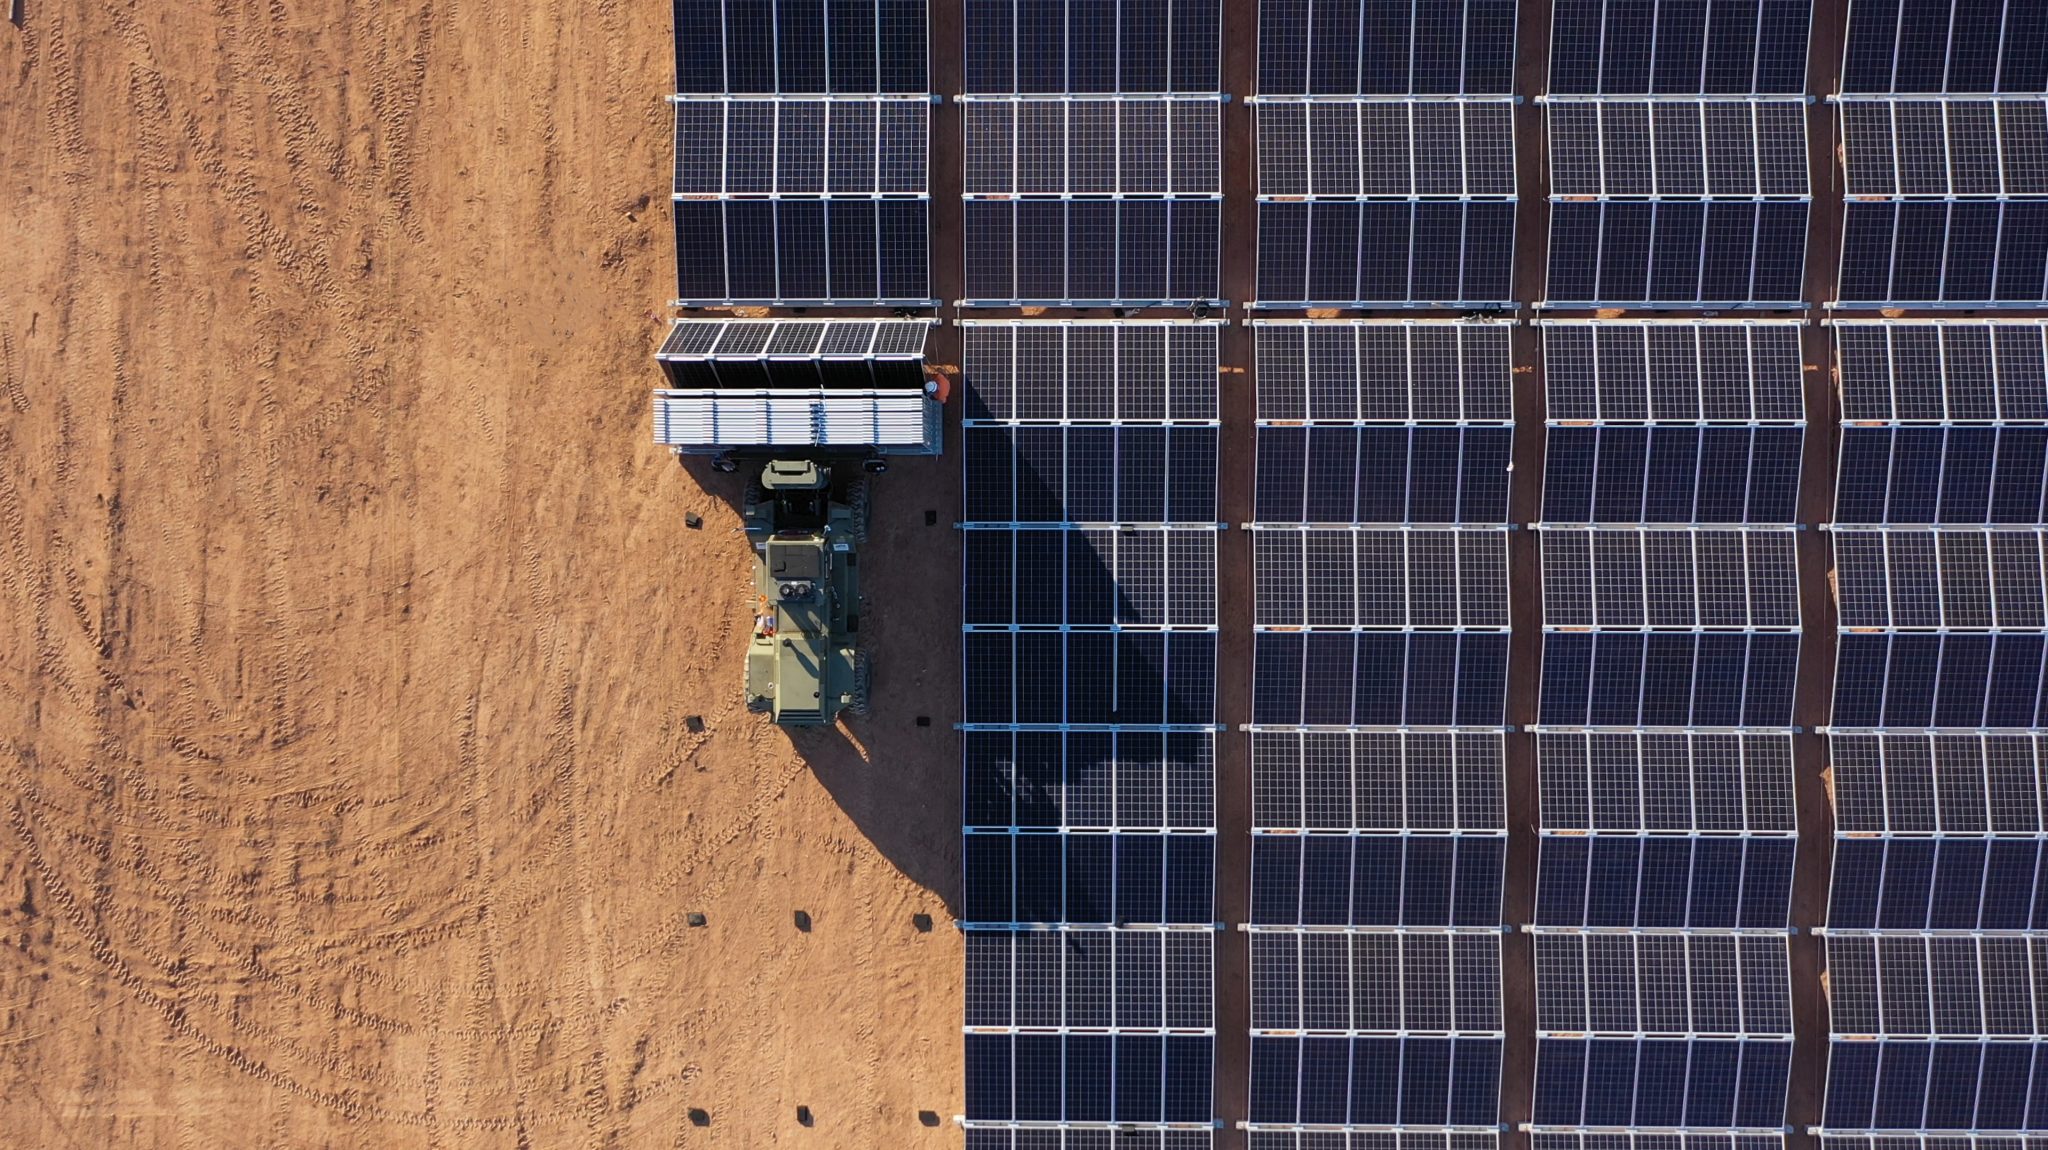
[
  {"left": 1538, "top": 632, "right": 1800, "bottom": 728},
  {"left": 1253, "top": 426, "right": 1513, "bottom": 524},
  {"left": 1822, "top": 1040, "right": 2048, "bottom": 1132},
  {"left": 1252, "top": 631, "right": 1510, "bottom": 728},
  {"left": 1838, "top": 201, "right": 2048, "bottom": 307},
  {"left": 1249, "top": 833, "right": 1505, "bottom": 926},
  {"left": 1255, "top": 200, "right": 1517, "bottom": 307},
  {"left": 1546, "top": 201, "right": 1809, "bottom": 307},
  {"left": 962, "top": 527, "right": 1217, "bottom": 628},
  {"left": 1550, "top": 0, "right": 1812, "bottom": 94},
  {"left": 1256, "top": 0, "right": 1517, "bottom": 95},
  {"left": 1832, "top": 632, "right": 2048, "bottom": 729},
  {"left": 963, "top": 630, "right": 1217, "bottom": 727},
  {"left": 965, "top": 1032, "right": 1215, "bottom": 1123},
  {"left": 1827, "top": 837, "right": 2048, "bottom": 930},
  {"left": 673, "top": 199, "right": 931, "bottom": 304},
  {"left": 963, "top": 0, "right": 1222, "bottom": 93},
  {"left": 1841, "top": 0, "right": 2048, "bottom": 94},
  {"left": 962, "top": 831, "right": 1216, "bottom": 925},
  {"left": 1544, "top": 426, "right": 1805, "bottom": 525},
  {"left": 1836, "top": 427, "right": 2048, "bottom": 525},
  {"left": 964, "top": 426, "right": 1220, "bottom": 524},
  {"left": 963, "top": 730, "right": 1216, "bottom": 830},
  {"left": 963, "top": 199, "right": 1223, "bottom": 306},
  {"left": 1534, "top": 1037, "right": 1793, "bottom": 1128},
  {"left": 1248, "top": 1035, "right": 1503, "bottom": 1126},
  {"left": 674, "top": 0, "right": 930, "bottom": 93},
  {"left": 1535, "top": 835, "right": 1795, "bottom": 928}
]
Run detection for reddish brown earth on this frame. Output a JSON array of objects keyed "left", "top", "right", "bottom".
[{"left": 0, "top": 2, "right": 962, "bottom": 1145}]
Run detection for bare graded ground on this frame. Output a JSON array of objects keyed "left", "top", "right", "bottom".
[{"left": 0, "top": 3, "right": 964, "bottom": 1146}]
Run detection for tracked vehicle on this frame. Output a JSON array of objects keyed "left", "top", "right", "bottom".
[{"left": 654, "top": 317, "right": 941, "bottom": 726}]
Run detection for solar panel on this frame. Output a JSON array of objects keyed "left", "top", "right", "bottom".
[
  {"left": 963, "top": 830, "right": 1216, "bottom": 926},
  {"left": 670, "top": 0, "right": 933, "bottom": 305},
  {"left": 1830, "top": 731, "right": 2048, "bottom": 834},
  {"left": 1825, "top": 932, "right": 2048, "bottom": 1038},
  {"left": 965, "top": 1032, "right": 1215, "bottom": 1125},
  {"left": 1255, "top": 320, "right": 1515, "bottom": 423},
  {"left": 1838, "top": 199, "right": 2048, "bottom": 307},
  {"left": 1538, "top": 731, "right": 1798, "bottom": 834},
  {"left": 963, "top": 0, "right": 1221, "bottom": 94},
  {"left": 1841, "top": 0, "right": 2048, "bottom": 94},
  {"left": 656, "top": 318, "right": 931, "bottom": 388},
  {"left": 963, "top": 320, "right": 1220, "bottom": 1142},
  {"left": 1535, "top": 321, "right": 1800, "bottom": 1145},
  {"left": 1536, "top": 1137, "right": 1785, "bottom": 1150},
  {"left": 1532, "top": 1035, "right": 1792, "bottom": 1128},
  {"left": 1252, "top": 527, "right": 1509, "bottom": 629},
  {"left": 965, "top": 730, "right": 1216, "bottom": 831},
  {"left": 1824, "top": 321, "right": 2048, "bottom": 1142},
  {"left": 971, "top": 1132, "right": 1216, "bottom": 1150},
  {"left": 1254, "top": 1136, "right": 1501, "bottom": 1150},
  {"left": 1836, "top": 9, "right": 2048, "bottom": 308},
  {"left": 1535, "top": 930, "right": 1792, "bottom": 1035},
  {"left": 967, "top": 926, "right": 1214, "bottom": 1028},
  {"left": 1541, "top": 526, "right": 1800, "bottom": 628},
  {"left": 1535, "top": 835, "right": 1796, "bottom": 928},
  {"left": 1252, "top": 103, "right": 1517, "bottom": 308},
  {"left": 1822, "top": 1041, "right": 2048, "bottom": 1132},
  {"left": 1548, "top": 98, "right": 1809, "bottom": 197},
  {"left": 964, "top": 321, "right": 1220, "bottom": 424},
  {"left": 1544, "top": 199, "right": 1809, "bottom": 308},
  {"left": 1248, "top": 320, "right": 1508, "bottom": 1140},
  {"left": 1549, "top": 0, "right": 1812, "bottom": 95},
  {"left": 674, "top": 0, "right": 930, "bottom": 94},
  {"left": 1256, "top": 0, "right": 1517, "bottom": 95},
  {"left": 1252, "top": 730, "right": 1506, "bottom": 832},
  {"left": 961, "top": 1, "right": 1223, "bottom": 305},
  {"left": 1835, "top": 321, "right": 2048, "bottom": 423}
]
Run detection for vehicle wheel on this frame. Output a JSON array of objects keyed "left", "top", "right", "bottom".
[
  {"left": 846, "top": 476, "right": 870, "bottom": 543},
  {"left": 846, "top": 650, "right": 871, "bottom": 717}
]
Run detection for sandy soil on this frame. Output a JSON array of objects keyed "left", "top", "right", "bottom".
[{"left": 0, "top": 2, "right": 964, "bottom": 1146}]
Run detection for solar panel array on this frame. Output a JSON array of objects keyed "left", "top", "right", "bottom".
[
  {"left": 1533, "top": 320, "right": 1804, "bottom": 1144},
  {"left": 1823, "top": 320, "right": 2048, "bottom": 1142},
  {"left": 1836, "top": 3, "right": 2048, "bottom": 306},
  {"left": 1247, "top": 320, "right": 1510, "bottom": 1145},
  {"left": 961, "top": 321, "right": 1221, "bottom": 1145},
  {"left": 959, "top": 0, "right": 1223, "bottom": 306},
  {"left": 1542, "top": 0, "right": 1812, "bottom": 308},
  {"left": 671, "top": 0, "right": 933, "bottom": 304},
  {"left": 1250, "top": 1, "right": 1517, "bottom": 308}
]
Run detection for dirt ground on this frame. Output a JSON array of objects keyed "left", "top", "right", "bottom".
[{"left": 0, "top": 2, "right": 964, "bottom": 1146}]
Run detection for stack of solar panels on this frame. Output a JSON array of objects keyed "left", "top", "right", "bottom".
[
  {"left": 1836, "top": 4, "right": 2048, "bottom": 306},
  {"left": 1246, "top": 320, "right": 1512, "bottom": 1148},
  {"left": 959, "top": 0, "right": 1223, "bottom": 306},
  {"left": 652, "top": 318, "right": 941, "bottom": 451},
  {"left": 1542, "top": 0, "right": 1811, "bottom": 308},
  {"left": 1820, "top": 320, "right": 2048, "bottom": 1142},
  {"left": 671, "top": 0, "right": 933, "bottom": 304},
  {"left": 1251, "top": 0, "right": 1518, "bottom": 308},
  {"left": 1531, "top": 320, "right": 1804, "bottom": 1149},
  {"left": 961, "top": 320, "right": 1222, "bottom": 1148}
]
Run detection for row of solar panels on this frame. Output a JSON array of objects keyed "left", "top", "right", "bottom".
[
  {"left": 670, "top": 0, "right": 2048, "bottom": 308},
  {"left": 960, "top": 322, "right": 1224, "bottom": 1140}
]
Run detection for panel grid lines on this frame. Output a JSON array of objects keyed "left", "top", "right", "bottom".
[
  {"left": 1546, "top": 97, "right": 1812, "bottom": 200},
  {"left": 963, "top": 317, "right": 1218, "bottom": 1133}
]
